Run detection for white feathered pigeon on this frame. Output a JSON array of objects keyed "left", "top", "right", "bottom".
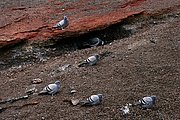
[
  {"left": 134, "top": 95, "right": 156, "bottom": 109},
  {"left": 53, "top": 16, "right": 69, "bottom": 30},
  {"left": 39, "top": 80, "right": 61, "bottom": 95},
  {"left": 78, "top": 54, "right": 100, "bottom": 67},
  {"left": 80, "top": 94, "right": 103, "bottom": 106},
  {"left": 83, "top": 37, "right": 104, "bottom": 48}
]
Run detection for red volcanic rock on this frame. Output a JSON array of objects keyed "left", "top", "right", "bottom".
[{"left": 0, "top": 0, "right": 179, "bottom": 48}]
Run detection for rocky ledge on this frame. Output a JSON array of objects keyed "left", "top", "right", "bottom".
[{"left": 0, "top": 0, "right": 179, "bottom": 48}]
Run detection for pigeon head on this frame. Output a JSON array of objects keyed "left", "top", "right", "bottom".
[
  {"left": 94, "top": 54, "right": 100, "bottom": 60},
  {"left": 55, "top": 80, "right": 61, "bottom": 86},
  {"left": 97, "top": 94, "right": 103, "bottom": 101},
  {"left": 151, "top": 95, "right": 156, "bottom": 104},
  {"left": 64, "top": 16, "right": 68, "bottom": 20}
]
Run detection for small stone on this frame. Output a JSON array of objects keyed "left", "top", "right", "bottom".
[
  {"left": 31, "top": 78, "right": 43, "bottom": 84},
  {"left": 152, "top": 21, "right": 158, "bottom": 24},
  {"left": 58, "top": 64, "right": 71, "bottom": 71},
  {"left": 150, "top": 39, "right": 156, "bottom": 44},
  {"left": 25, "top": 85, "right": 37, "bottom": 95},
  {"left": 71, "top": 99, "right": 80, "bottom": 106},
  {"left": 0, "top": 61, "right": 5, "bottom": 65},
  {"left": 70, "top": 89, "right": 76, "bottom": 94},
  {"left": 175, "top": 14, "right": 179, "bottom": 17},
  {"left": 86, "top": 111, "right": 90, "bottom": 114}
]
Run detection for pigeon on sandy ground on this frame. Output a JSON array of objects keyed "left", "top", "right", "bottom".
[
  {"left": 78, "top": 54, "right": 100, "bottom": 67},
  {"left": 82, "top": 37, "right": 104, "bottom": 48},
  {"left": 134, "top": 95, "right": 156, "bottom": 109},
  {"left": 39, "top": 80, "right": 61, "bottom": 95},
  {"left": 80, "top": 94, "right": 103, "bottom": 106},
  {"left": 53, "top": 16, "right": 69, "bottom": 30}
]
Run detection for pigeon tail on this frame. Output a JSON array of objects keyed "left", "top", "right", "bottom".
[
  {"left": 99, "top": 51, "right": 112, "bottom": 60},
  {"left": 78, "top": 60, "right": 88, "bottom": 67},
  {"left": 53, "top": 24, "right": 58, "bottom": 28},
  {"left": 79, "top": 100, "right": 92, "bottom": 106},
  {"left": 38, "top": 90, "right": 48, "bottom": 95},
  {"left": 133, "top": 101, "right": 141, "bottom": 106}
]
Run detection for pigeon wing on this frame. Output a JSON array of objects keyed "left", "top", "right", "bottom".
[
  {"left": 62, "top": 19, "right": 69, "bottom": 28},
  {"left": 47, "top": 84, "right": 59, "bottom": 94},
  {"left": 53, "top": 20, "right": 63, "bottom": 28}
]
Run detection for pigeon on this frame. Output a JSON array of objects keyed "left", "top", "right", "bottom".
[
  {"left": 80, "top": 94, "right": 103, "bottom": 106},
  {"left": 39, "top": 80, "right": 61, "bottom": 95},
  {"left": 53, "top": 16, "right": 69, "bottom": 30},
  {"left": 134, "top": 95, "right": 156, "bottom": 109},
  {"left": 82, "top": 37, "right": 104, "bottom": 48},
  {"left": 78, "top": 54, "right": 100, "bottom": 67}
]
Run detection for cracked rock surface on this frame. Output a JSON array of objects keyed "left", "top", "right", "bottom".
[{"left": 0, "top": 0, "right": 179, "bottom": 48}]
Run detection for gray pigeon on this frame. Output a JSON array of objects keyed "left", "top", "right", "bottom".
[
  {"left": 83, "top": 37, "right": 104, "bottom": 48},
  {"left": 78, "top": 54, "right": 100, "bottom": 67},
  {"left": 134, "top": 96, "right": 156, "bottom": 109},
  {"left": 39, "top": 80, "right": 61, "bottom": 95},
  {"left": 80, "top": 94, "right": 103, "bottom": 106},
  {"left": 53, "top": 16, "right": 69, "bottom": 30}
]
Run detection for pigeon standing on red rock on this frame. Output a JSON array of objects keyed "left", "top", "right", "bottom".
[{"left": 53, "top": 16, "right": 69, "bottom": 30}]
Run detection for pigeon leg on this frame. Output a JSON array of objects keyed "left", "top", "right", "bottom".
[{"left": 51, "top": 94, "right": 54, "bottom": 99}]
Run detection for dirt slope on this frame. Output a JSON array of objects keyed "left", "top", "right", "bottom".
[{"left": 0, "top": 8, "right": 179, "bottom": 120}]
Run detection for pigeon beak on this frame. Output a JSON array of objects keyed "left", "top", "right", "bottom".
[
  {"left": 101, "top": 41, "right": 105, "bottom": 45},
  {"left": 151, "top": 96, "right": 156, "bottom": 100}
]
